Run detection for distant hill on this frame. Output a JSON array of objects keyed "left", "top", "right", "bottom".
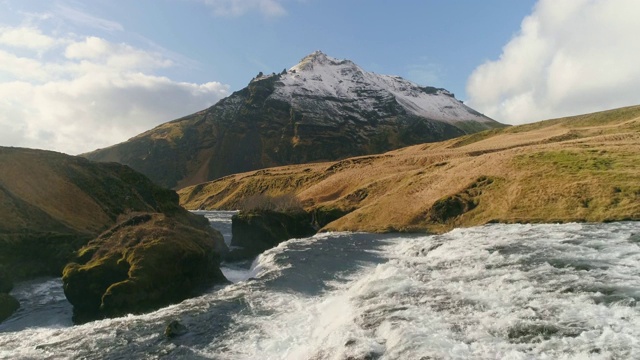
[
  {"left": 179, "top": 105, "right": 640, "bottom": 233},
  {"left": 84, "top": 51, "right": 504, "bottom": 189},
  {"left": 0, "top": 147, "right": 183, "bottom": 280}
]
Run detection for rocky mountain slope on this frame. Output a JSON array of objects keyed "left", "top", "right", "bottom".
[
  {"left": 0, "top": 147, "right": 227, "bottom": 322},
  {"left": 179, "top": 105, "right": 640, "bottom": 233},
  {"left": 85, "top": 51, "right": 504, "bottom": 189}
]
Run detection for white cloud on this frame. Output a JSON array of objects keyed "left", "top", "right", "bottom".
[
  {"left": 0, "top": 26, "right": 57, "bottom": 50},
  {"left": 199, "top": 0, "right": 287, "bottom": 17},
  {"left": 64, "top": 36, "right": 173, "bottom": 70},
  {"left": 0, "top": 27, "right": 230, "bottom": 155},
  {"left": 0, "top": 49, "right": 51, "bottom": 80},
  {"left": 466, "top": 0, "right": 640, "bottom": 124}
]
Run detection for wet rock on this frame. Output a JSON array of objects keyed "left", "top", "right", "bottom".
[
  {"left": 0, "top": 293, "right": 19, "bottom": 323},
  {"left": 507, "top": 322, "right": 582, "bottom": 344},
  {"left": 229, "top": 210, "right": 316, "bottom": 260},
  {"left": 0, "top": 270, "right": 12, "bottom": 294},
  {"left": 344, "top": 339, "right": 357, "bottom": 347},
  {"left": 165, "top": 320, "right": 188, "bottom": 338}
]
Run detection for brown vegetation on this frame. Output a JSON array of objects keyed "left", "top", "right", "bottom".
[
  {"left": 0, "top": 147, "right": 182, "bottom": 281},
  {"left": 238, "top": 193, "right": 304, "bottom": 213},
  {"left": 0, "top": 147, "right": 228, "bottom": 322},
  {"left": 179, "top": 105, "right": 640, "bottom": 233}
]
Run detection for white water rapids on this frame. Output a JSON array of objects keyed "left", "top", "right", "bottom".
[{"left": 0, "top": 215, "right": 638, "bottom": 359}]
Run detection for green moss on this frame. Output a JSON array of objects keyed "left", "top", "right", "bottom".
[
  {"left": 62, "top": 254, "right": 130, "bottom": 319},
  {"left": 427, "top": 176, "right": 498, "bottom": 224},
  {"left": 63, "top": 212, "right": 226, "bottom": 323}
]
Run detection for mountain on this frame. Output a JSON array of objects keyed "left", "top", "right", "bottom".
[
  {"left": 178, "top": 105, "right": 640, "bottom": 233},
  {"left": 85, "top": 51, "right": 504, "bottom": 189}
]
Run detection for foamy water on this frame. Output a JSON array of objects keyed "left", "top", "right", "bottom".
[{"left": 0, "top": 217, "right": 638, "bottom": 359}]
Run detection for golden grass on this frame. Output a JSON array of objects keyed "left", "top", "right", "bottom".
[
  {"left": 0, "top": 150, "right": 111, "bottom": 234},
  {"left": 179, "top": 105, "right": 640, "bottom": 233}
]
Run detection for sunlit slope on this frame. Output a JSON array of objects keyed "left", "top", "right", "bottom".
[
  {"left": 179, "top": 105, "right": 640, "bottom": 233},
  {"left": 0, "top": 147, "right": 180, "bottom": 279}
]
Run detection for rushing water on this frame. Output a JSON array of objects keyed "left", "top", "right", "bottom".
[{"left": 0, "top": 214, "right": 639, "bottom": 359}]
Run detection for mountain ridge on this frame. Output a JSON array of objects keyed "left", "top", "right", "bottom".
[{"left": 85, "top": 51, "right": 504, "bottom": 189}]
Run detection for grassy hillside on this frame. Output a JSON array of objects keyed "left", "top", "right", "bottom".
[
  {"left": 0, "top": 147, "right": 180, "bottom": 280},
  {"left": 179, "top": 105, "right": 640, "bottom": 233}
]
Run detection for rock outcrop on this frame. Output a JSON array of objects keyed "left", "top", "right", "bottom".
[
  {"left": 85, "top": 51, "right": 504, "bottom": 189},
  {"left": 63, "top": 211, "right": 227, "bottom": 323},
  {"left": 228, "top": 210, "right": 316, "bottom": 260},
  {"left": 165, "top": 320, "right": 188, "bottom": 338},
  {"left": 0, "top": 270, "right": 18, "bottom": 322},
  {"left": 0, "top": 294, "right": 19, "bottom": 323},
  {"left": 0, "top": 147, "right": 228, "bottom": 323},
  {"left": 0, "top": 147, "right": 183, "bottom": 283}
]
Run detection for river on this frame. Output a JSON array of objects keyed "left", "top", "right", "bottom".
[{"left": 1, "top": 213, "right": 638, "bottom": 359}]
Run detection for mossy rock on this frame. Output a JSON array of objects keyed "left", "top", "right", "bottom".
[
  {"left": 63, "top": 211, "right": 228, "bottom": 323},
  {"left": 312, "top": 206, "right": 354, "bottom": 228},
  {"left": 0, "top": 293, "right": 19, "bottom": 323},
  {"left": 428, "top": 176, "right": 496, "bottom": 223},
  {"left": 165, "top": 320, "right": 188, "bottom": 338},
  {"left": 430, "top": 195, "right": 478, "bottom": 223}
]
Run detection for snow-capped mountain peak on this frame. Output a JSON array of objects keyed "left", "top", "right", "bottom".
[
  {"left": 289, "top": 50, "right": 355, "bottom": 72},
  {"left": 85, "top": 51, "right": 504, "bottom": 188},
  {"left": 271, "top": 51, "right": 492, "bottom": 124}
]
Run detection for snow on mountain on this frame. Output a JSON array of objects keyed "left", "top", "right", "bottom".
[
  {"left": 268, "top": 51, "right": 491, "bottom": 124},
  {"left": 85, "top": 51, "right": 503, "bottom": 189}
]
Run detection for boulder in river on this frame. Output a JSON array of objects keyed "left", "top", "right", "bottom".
[
  {"left": 63, "top": 210, "right": 228, "bottom": 323},
  {"left": 165, "top": 320, "right": 188, "bottom": 338}
]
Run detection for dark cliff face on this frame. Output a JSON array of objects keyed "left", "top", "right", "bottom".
[{"left": 85, "top": 52, "right": 505, "bottom": 189}]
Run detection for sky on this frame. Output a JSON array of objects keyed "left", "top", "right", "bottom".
[{"left": 1, "top": 0, "right": 639, "bottom": 155}]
